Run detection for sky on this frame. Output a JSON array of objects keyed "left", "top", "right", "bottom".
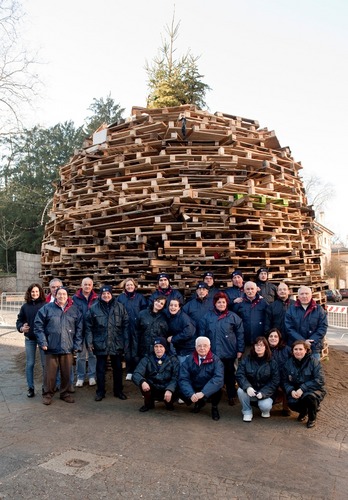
[{"left": 19, "top": 0, "right": 348, "bottom": 241}]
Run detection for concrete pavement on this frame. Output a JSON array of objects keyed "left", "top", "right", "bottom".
[{"left": 0, "top": 312, "right": 348, "bottom": 499}]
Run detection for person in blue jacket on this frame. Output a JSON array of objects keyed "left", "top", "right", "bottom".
[
  {"left": 73, "top": 277, "right": 99, "bottom": 387},
  {"left": 148, "top": 273, "right": 183, "bottom": 310},
  {"left": 179, "top": 336, "right": 224, "bottom": 420},
  {"left": 198, "top": 291, "right": 244, "bottom": 406},
  {"left": 182, "top": 282, "right": 213, "bottom": 326},
  {"left": 284, "top": 286, "right": 328, "bottom": 359},
  {"left": 34, "top": 286, "right": 83, "bottom": 405},
  {"left": 225, "top": 269, "right": 245, "bottom": 307},
  {"left": 233, "top": 281, "right": 268, "bottom": 347},
  {"left": 166, "top": 298, "right": 196, "bottom": 364},
  {"left": 117, "top": 278, "right": 147, "bottom": 380}
]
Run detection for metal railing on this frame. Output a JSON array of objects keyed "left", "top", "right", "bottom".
[
  {"left": 0, "top": 292, "right": 24, "bottom": 312},
  {"left": 326, "top": 305, "right": 348, "bottom": 329}
]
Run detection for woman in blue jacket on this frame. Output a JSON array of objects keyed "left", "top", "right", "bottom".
[{"left": 199, "top": 291, "right": 244, "bottom": 405}]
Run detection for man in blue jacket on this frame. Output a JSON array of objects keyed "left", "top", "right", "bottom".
[
  {"left": 179, "top": 336, "right": 224, "bottom": 421},
  {"left": 35, "top": 287, "right": 83, "bottom": 405},
  {"left": 285, "top": 286, "right": 328, "bottom": 360}
]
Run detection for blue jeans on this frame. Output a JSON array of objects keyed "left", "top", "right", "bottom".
[
  {"left": 76, "top": 344, "right": 96, "bottom": 380},
  {"left": 25, "top": 338, "right": 45, "bottom": 390},
  {"left": 237, "top": 387, "right": 273, "bottom": 416}
]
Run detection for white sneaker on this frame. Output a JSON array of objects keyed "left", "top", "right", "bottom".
[
  {"left": 178, "top": 398, "right": 184, "bottom": 404},
  {"left": 125, "top": 373, "right": 133, "bottom": 381},
  {"left": 261, "top": 411, "right": 270, "bottom": 418},
  {"left": 89, "top": 378, "right": 96, "bottom": 386},
  {"left": 243, "top": 414, "right": 253, "bottom": 422},
  {"left": 75, "top": 379, "right": 84, "bottom": 387}
]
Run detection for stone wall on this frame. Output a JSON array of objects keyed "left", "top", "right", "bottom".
[{"left": 16, "top": 252, "right": 42, "bottom": 292}]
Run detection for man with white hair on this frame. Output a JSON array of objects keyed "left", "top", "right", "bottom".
[
  {"left": 285, "top": 286, "right": 328, "bottom": 360},
  {"left": 178, "top": 336, "right": 224, "bottom": 421}
]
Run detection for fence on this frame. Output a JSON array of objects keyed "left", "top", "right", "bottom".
[
  {"left": 0, "top": 292, "right": 25, "bottom": 312},
  {"left": 326, "top": 305, "right": 348, "bottom": 329}
]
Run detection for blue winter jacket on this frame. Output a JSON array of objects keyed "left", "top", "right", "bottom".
[
  {"left": 34, "top": 299, "right": 83, "bottom": 354},
  {"left": 198, "top": 309, "right": 244, "bottom": 359},
  {"left": 179, "top": 350, "right": 224, "bottom": 398},
  {"left": 233, "top": 293, "right": 267, "bottom": 345},
  {"left": 167, "top": 308, "right": 196, "bottom": 356},
  {"left": 284, "top": 300, "right": 328, "bottom": 354}
]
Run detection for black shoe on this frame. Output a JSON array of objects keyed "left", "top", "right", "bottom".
[
  {"left": 307, "top": 419, "right": 316, "bottom": 428},
  {"left": 95, "top": 394, "right": 104, "bottom": 401},
  {"left": 191, "top": 400, "right": 206, "bottom": 413},
  {"left": 165, "top": 402, "right": 174, "bottom": 411},
  {"left": 281, "top": 409, "right": 291, "bottom": 416},
  {"left": 139, "top": 405, "right": 151, "bottom": 412},
  {"left": 297, "top": 412, "right": 307, "bottom": 422},
  {"left": 27, "top": 388, "right": 35, "bottom": 398},
  {"left": 228, "top": 398, "right": 238, "bottom": 406},
  {"left": 211, "top": 406, "right": 220, "bottom": 421},
  {"left": 115, "top": 392, "right": 127, "bottom": 400}
]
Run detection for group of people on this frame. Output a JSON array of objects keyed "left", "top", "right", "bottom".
[{"left": 16, "top": 267, "right": 327, "bottom": 428}]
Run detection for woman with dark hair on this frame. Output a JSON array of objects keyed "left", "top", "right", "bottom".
[
  {"left": 198, "top": 291, "right": 244, "bottom": 405},
  {"left": 282, "top": 340, "right": 326, "bottom": 428},
  {"left": 16, "top": 283, "right": 46, "bottom": 397},
  {"left": 266, "top": 328, "right": 292, "bottom": 415},
  {"left": 236, "top": 336, "right": 279, "bottom": 421}
]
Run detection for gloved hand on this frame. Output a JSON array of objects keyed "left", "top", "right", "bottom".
[
  {"left": 247, "top": 387, "right": 256, "bottom": 397},
  {"left": 256, "top": 392, "right": 263, "bottom": 399}
]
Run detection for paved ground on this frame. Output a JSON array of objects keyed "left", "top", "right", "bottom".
[{"left": 1, "top": 312, "right": 348, "bottom": 499}]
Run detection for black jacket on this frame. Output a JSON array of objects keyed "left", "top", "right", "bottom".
[
  {"left": 264, "top": 298, "right": 295, "bottom": 342},
  {"left": 16, "top": 299, "right": 46, "bottom": 341},
  {"left": 85, "top": 297, "right": 129, "bottom": 355},
  {"left": 135, "top": 307, "right": 169, "bottom": 358},
  {"left": 282, "top": 353, "right": 326, "bottom": 404},
  {"left": 167, "top": 308, "right": 196, "bottom": 356},
  {"left": 133, "top": 352, "right": 179, "bottom": 393},
  {"left": 236, "top": 355, "right": 279, "bottom": 398}
]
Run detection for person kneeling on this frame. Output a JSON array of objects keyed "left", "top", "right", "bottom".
[
  {"left": 133, "top": 337, "right": 179, "bottom": 412},
  {"left": 236, "top": 336, "right": 279, "bottom": 422},
  {"left": 178, "top": 336, "right": 224, "bottom": 421},
  {"left": 282, "top": 340, "right": 326, "bottom": 428}
]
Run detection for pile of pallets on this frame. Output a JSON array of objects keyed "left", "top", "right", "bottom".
[{"left": 41, "top": 104, "right": 325, "bottom": 302}]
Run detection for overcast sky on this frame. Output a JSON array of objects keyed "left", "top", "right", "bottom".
[{"left": 20, "top": 0, "right": 348, "bottom": 241}]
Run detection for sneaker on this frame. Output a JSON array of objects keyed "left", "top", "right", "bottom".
[
  {"left": 75, "top": 379, "right": 84, "bottom": 387},
  {"left": 243, "top": 414, "right": 253, "bottom": 422},
  {"left": 178, "top": 398, "right": 184, "bottom": 404},
  {"left": 88, "top": 378, "right": 96, "bottom": 386},
  {"left": 125, "top": 373, "right": 133, "bottom": 381},
  {"left": 261, "top": 411, "right": 270, "bottom": 418}
]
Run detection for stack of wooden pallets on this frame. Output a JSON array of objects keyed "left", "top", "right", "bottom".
[{"left": 41, "top": 104, "right": 325, "bottom": 302}]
